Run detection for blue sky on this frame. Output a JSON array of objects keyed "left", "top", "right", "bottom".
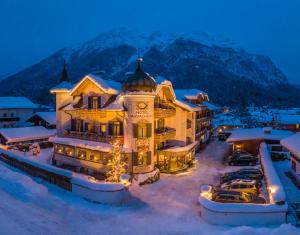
[{"left": 0, "top": 0, "right": 300, "bottom": 84}]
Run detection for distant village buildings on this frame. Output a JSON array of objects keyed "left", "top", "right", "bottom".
[
  {"left": 50, "top": 59, "right": 213, "bottom": 176},
  {"left": 0, "top": 97, "right": 37, "bottom": 128}
]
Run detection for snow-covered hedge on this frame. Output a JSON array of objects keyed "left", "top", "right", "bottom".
[
  {"left": 260, "top": 143, "right": 286, "bottom": 204},
  {"left": 0, "top": 148, "right": 71, "bottom": 177},
  {"left": 199, "top": 196, "right": 287, "bottom": 226}
]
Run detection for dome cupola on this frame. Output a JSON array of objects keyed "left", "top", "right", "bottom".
[{"left": 122, "top": 58, "right": 157, "bottom": 92}]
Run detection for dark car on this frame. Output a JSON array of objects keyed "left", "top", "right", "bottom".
[
  {"left": 212, "top": 190, "right": 266, "bottom": 204},
  {"left": 218, "top": 132, "right": 231, "bottom": 141},
  {"left": 271, "top": 152, "right": 288, "bottom": 161},
  {"left": 220, "top": 173, "right": 262, "bottom": 185},
  {"left": 223, "top": 168, "right": 263, "bottom": 180},
  {"left": 226, "top": 155, "right": 258, "bottom": 166}
]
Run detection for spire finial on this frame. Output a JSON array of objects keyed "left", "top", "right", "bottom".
[
  {"left": 60, "top": 59, "right": 69, "bottom": 83},
  {"left": 136, "top": 57, "right": 143, "bottom": 71}
]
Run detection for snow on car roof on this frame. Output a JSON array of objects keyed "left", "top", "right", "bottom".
[
  {"left": 0, "top": 97, "right": 37, "bottom": 109},
  {"left": 281, "top": 132, "right": 300, "bottom": 156},
  {"left": 0, "top": 126, "right": 55, "bottom": 144},
  {"left": 227, "top": 127, "right": 293, "bottom": 142}
]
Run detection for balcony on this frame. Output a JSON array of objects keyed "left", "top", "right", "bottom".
[
  {"left": 196, "top": 111, "right": 212, "bottom": 120},
  {"left": 62, "top": 130, "right": 124, "bottom": 144},
  {"left": 154, "top": 127, "right": 176, "bottom": 143},
  {"left": 154, "top": 103, "right": 176, "bottom": 119}
]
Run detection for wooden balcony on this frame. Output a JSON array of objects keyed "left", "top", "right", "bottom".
[
  {"left": 154, "top": 127, "right": 176, "bottom": 143},
  {"left": 62, "top": 130, "right": 124, "bottom": 144},
  {"left": 154, "top": 104, "right": 176, "bottom": 119}
]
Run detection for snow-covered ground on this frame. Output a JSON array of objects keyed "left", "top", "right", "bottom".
[{"left": 0, "top": 141, "right": 299, "bottom": 234}]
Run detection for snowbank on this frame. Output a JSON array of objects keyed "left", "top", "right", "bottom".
[
  {"left": 281, "top": 132, "right": 300, "bottom": 156},
  {"left": 0, "top": 149, "right": 129, "bottom": 204},
  {"left": 260, "top": 143, "right": 286, "bottom": 204}
]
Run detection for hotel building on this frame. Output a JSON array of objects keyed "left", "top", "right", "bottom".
[{"left": 50, "top": 59, "right": 212, "bottom": 177}]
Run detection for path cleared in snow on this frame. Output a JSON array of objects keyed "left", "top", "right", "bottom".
[{"left": 0, "top": 140, "right": 298, "bottom": 235}]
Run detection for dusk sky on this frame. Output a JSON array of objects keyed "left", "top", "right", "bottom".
[{"left": 1, "top": 0, "right": 300, "bottom": 84}]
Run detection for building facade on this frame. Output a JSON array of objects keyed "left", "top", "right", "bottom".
[
  {"left": 0, "top": 97, "right": 37, "bottom": 128},
  {"left": 50, "top": 59, "right": 212, "bottom": 177}
]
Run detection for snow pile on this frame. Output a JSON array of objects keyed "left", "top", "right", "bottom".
[
  {"left": 0, "top": 97, "right": 37, "bottom": 109},
  {"left": 281, "top": 132, "right": 300, "bottom": 156},
  {"left": 260, "top": 143, "right": 286, "bottom": 204},
  {"left": 132, "top": 168, "right": 160, "bottom": 186},
  {"left": 0, "top": 126, "right": 56, "bottom": 144}
]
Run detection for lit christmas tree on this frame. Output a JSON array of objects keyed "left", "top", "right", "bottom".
[{"left": 106, "top": 139, "right": 127, "bottom": 183}]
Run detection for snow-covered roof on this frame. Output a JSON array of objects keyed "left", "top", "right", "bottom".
[
  {"left": 0, "top": 126, "right": 55, "bottom": 144},
  {"left": 71, "top": 74, "right": 122, "bottom": 95},
  {"left": 28, "top": 112, "right": 56, "bottom": 125},
  {"left": 213, "top": 114, "right": 243, "bottom": 128},
  {"left": 174, "top": 89, "right": 207, "bottom": 100},
  {"left": 203, "top": 101, "right": 220, "bottom": 111},
  {"left": 50, "top": 81, "right": 74, "bottom": 93},
  {"left": 49, "top": 136, "right": 130, "bottom": 152},
  {"left": 276, "top": 114, "right": 300, "bottom": 125},
  {"left": 281, "top": 133, "right": 300, "bottom": 156},
  {"left": 101, "top": 95, "right": 124, "bottom": 111},
  {"left": 0, "top": 97, "right": 37, "bottom": 109},
  {"left": 227, "top": 127, "right": 293, "bottom": 142},
  {"left": 161, "top": 141, "right": 198, "bottom": 153},
  {"left": 87, "top": 73, "right": 122, "bottom": 92}
]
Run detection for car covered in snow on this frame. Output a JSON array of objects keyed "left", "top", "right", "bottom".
[
  {"left": 219, "top": 179, "right": 260, "bottom": 195},
  {"left": 212, "top": 190, "right": 266, "bottom": 204}
]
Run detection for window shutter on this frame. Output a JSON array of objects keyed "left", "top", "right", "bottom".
[
  {"left": 119, "top": 122, "right": 124, "bottom": 136},
  {"left": 71, "top": 119, "right": 75, "bottom": 131},
  {"left": 84, "top": 122, "right": 88, "bottom": 132},
  {"left": 98, "top": 96, "right": 101, "bottom": 109},
  {"left": 132, "top": 152, "right": 138, "bottom": 166},
  {"left": 132, "top": 124, "right": 138, "bottom": 138},
  {"left": 146, "top": 123, "right": 152, "bottom": 138},
  {"left": 88, "top": 97, "right": 92, "bottom": 109},
  {"left": 146, "top": 152, "right": 152, "bottom": 165},
  {"left": 108, "top": 122, "right": 113, "bottom": 136},
  {"left": 80, "top": 120, "right": 84, "bottom": 132}
]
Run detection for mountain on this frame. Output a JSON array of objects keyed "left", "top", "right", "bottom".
[{"left": 0, "top": 28, "right": 299, "bottom": 108}]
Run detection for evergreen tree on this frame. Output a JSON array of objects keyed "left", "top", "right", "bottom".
[{"left": 106, "top": 140, "right": 127, "bottom": 183}]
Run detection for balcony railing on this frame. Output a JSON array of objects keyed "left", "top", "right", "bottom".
[
  {"left": 154, "top": 103, "right": 176, "bottom": 119},
  {"left": 63, "top": 130, "right": 124, "bottom": 144},
  {"left": 154, "top": 127, "right": 176, "bottom": 142}
]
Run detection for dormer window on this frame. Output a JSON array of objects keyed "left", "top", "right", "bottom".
[{"left": 88, "top": 96, "right": 101, "bottom": 109}]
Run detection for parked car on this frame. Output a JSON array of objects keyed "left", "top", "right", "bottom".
[
  {"left": 218, "top": 132, "right": 231, "bottom": 141},
  {"left": 220, "top": 173, "right": 262, "bottom": 186},
  {"left": 219, "top": 179, "right": 260, "bottom": 195},
  {"left": 271, "top": 152, "right": 288, "bottom": 161},
  {"left": 226, "top": 154, "right": 258, "bottom": 166},
  {"left": 222, "top": 168, "right": 263, "bottom": 180},
  {"left": 212, "top": 190, "right": 266, "bottom": 204}
]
